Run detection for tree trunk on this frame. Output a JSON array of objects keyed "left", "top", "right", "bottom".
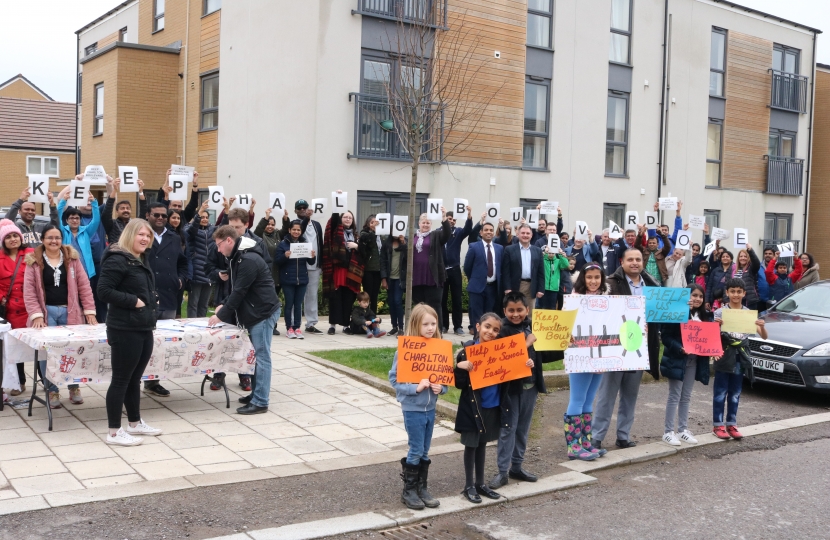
[{"left": 404, "top": 158, "right": 419, "bottom": 328}]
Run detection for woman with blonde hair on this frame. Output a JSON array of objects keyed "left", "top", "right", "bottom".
[
  {"left": 400, "top": 210, "right": 452, "bottom": 324},
  {"left": 732, "top": 244, "right": 761, "bottom": 309}
]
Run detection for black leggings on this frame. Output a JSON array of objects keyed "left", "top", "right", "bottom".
[
  {"left": 106, "top": 329, "right": 154, "bottom": 429},
  {"left": 463, "top": 440, "right": 488, "bottom": 488}
]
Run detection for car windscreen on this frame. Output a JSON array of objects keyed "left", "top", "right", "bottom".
[{"left": 773, "top": 286, "right": 830, "bottom": 319}]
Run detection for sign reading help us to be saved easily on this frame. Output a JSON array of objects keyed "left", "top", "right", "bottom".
[{"left": 395, "top": 337, "right": 454, "bottom": 385}]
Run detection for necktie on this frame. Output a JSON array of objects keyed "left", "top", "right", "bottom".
[{"left": 486, "top": 243, "right": 494, "bottom": 279}]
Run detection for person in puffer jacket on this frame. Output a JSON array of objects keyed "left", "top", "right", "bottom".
[
  {"left": 275, "top": 220, "right": 316, "bottom": 338},
  {"left": 185, "top": 201, "right": 215, "bottom": 318}
]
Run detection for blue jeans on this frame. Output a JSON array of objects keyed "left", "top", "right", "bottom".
[
  {"left": 567, "top": 372, "right": 603, "bottom": 415},
  {"left": 248, "top": 308, "right": 281, "bottom": 408},
  {"left": 282, "top": 284, "right": 307, "bottom": 330},
  {"left": 713, "top": 371, "right": 743, "bottom": 426},
  {"left": 468, "top": 283, "right": 498, "bottom": 330},
  {"left": 388, "top": 278, "right": 404, "bottom": 330},
  {"left": 39, "top": 306, "right": 78, "bottom": 393},
  {"left": 402, "top": 409, "right": 435, "bottom": 465}
]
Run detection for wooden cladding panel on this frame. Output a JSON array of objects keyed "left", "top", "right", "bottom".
[
  {"left": 807, "top": 70, "right": 830, "bottom": 268},
  {"left": 200, "top": 10, "right": 221, "bottom": 73},
  {"left": 722, "top": 31, "right": 772, "bottom": 191},
  {"left": 197, "top": 129, "right": 218, "bottom": 185}
]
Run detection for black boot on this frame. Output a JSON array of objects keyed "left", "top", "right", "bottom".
[
  {"left": 417, "top": 458, "right": 440, "bottom": 508},
  {"left": 400, "top": 458, "right": 425, "bottom": 510}
]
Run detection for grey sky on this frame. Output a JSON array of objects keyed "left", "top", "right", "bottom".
[{"left": 0, "top": 0, "right": 827, "bottom": 103}]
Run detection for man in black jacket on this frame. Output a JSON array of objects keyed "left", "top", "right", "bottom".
[
  {"left": 500, "top": 224, "right": 545, "bottom": 316},
  {"left": 103, "top": 176, "right": 148, "bottom": 244},
  {"left": 210, "top": 226, "right": 281, "bottom": 415}
]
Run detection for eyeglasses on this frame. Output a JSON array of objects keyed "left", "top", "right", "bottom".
[
  {"left": 66, "top": 215, "right": 81, "bottom": 220},
  {"left": 151, "top": 213, "right": 168, "bottom": 219}
]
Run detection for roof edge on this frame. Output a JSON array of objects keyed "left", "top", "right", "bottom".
[
  {"left": 79, "top": 41, "right": 182, "bottom": 65},
  {"left": 710, "top": 0, "right": 822, "bottom": 34},
  {"left": 76, "top": 0, "right": 136, "bottom": 35},
  {"left": 817, "top": 63, "right": 830, "bottom": 71},
  {"left": 0, "top": 74, "right": 54, "bottom": 101}
]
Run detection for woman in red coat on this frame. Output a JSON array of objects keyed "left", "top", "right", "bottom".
[{"left": 0, "top": 219, "right": 34, "bottom": 396}]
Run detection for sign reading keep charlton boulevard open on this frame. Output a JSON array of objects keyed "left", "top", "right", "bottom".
[{"left": 395, "top": 337, "right": 454, "bottom": 385}]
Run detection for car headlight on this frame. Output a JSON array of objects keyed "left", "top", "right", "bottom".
[
  {"left": 804, "top": 343, "right": 830, "bottom": 357},
  {"left": 815, "top": 376, "right": 830, "bottom": 384}
]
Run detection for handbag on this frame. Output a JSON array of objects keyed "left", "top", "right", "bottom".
[{"left": 0, "top": 254, "right": 24, "bottom": 319}]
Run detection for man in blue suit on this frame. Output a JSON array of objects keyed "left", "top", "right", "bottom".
[
  {"left": 464, "top": 222, "right": 502, "bottom": 328},
  {"left": 501, "top": 224, "right": 545, "bottom": 317}
]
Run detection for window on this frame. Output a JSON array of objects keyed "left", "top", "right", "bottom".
[
  {"left": 764, "top": 213, "right": 792, "bottom": 242},
  {"left": 605, "top": 91, "right": 628, "bottom": 176},
  {"left": 609, "top": 0, "right": 631, "bottom": 64},
  {"left": 362, "top": 58, "right": 391, "bottom": 96},
  {"left": 27, "top": 156, "right": 59, "bottom": 177},
  {"left": 523, "top": 80, "right": 549, "bottom": 169},
  {"left": 710, "top": 28, "right": 727, "bottom": 97},
  {"left": 119, "top": 27, "right": 128, "bottom": 42},
  {"left": 773, "top": 44, "right": 799, "bottom": 74},
  {"left": 154, "top": 0, "right": 165, "bottom": 32},
  {"left": 93, "top": 83, "right": 104, "bottom": 135},
  {"left": 603, "top": 203, "right": 626, "bottom": 229},
  {"left": 204, "top": 0, "right": 221, "bottom": 15},
  {"left": 768, "top": 129, "right": 795, "bottom": 157},
  {"left": 519, "top": 198, "right": 543, "bottom": 213},
  {"left": 527, "top": 0, "right": 553, "bottom": 49},
  {"left": 200, "top": 73, "right": 219, "bottom": 130},
  {"left": 77, "top": 73, "right": 82, "bottom": 104},
  {"left": 84, "top": 43, "right": 97, "bottom": 57},
  {"left": 356, "top": 191, "right": 428, "bottom": 227},
  {"left": 706, "top": 119, "right": 723, "bottom": 187},
  {"left": 704, "top": 210, "right": 720, "bottom": 231}
]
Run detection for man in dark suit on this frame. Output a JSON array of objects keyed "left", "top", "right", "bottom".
[
  {"left": 463, "top": 221, "right": 502, "bottom": 327},
  {"left": 443, "top": 206, "right": 472, "bottom": 335},
  {"left": 500, "top": 224, "right": 545, "bottom": 316},
  {"left": 597, "top": 229, "right": 620, "bottom": 276}
]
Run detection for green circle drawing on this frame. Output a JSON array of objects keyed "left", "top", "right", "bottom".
[{"left": 620, "top": 320, "right": 642, "bottom": 351}]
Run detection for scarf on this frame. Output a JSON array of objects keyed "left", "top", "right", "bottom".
[
  {"left": 323, "top": 217, "right": 363, "bottom": 296},
  {"left": 415, "top": 230, "right": 429, "bottom": 253},
  {"left": 44, "top": 250, "right": 64, "bottom": 287}
]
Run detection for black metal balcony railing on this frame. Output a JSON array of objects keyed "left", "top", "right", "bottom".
[
  {"left": 349, "top": 92, "right": 442, "bottom": 162},
  {"left": 356, "top": 0, "right": 447, "bottom": 27},
  {"left": 766, "top": 156, "right": 804, "bottom": 196},
  {"left": 769, "top": 70, "right": 808, "bottom": 113}
]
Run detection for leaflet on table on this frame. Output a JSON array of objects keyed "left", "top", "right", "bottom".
[
  {"left": 41, "top": 328, "right": 75, "bottom": 338},
  {"left": 184, "top": 320, "right": 226, "bottom": 328},
  {"left": 155, "top": 320, "right": 186, "bottom": 332}
]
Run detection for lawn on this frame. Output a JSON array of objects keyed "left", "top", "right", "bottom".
[{"left": 311, "top": 347, "right": 565, "bottom": 406}]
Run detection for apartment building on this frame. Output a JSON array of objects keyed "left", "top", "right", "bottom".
[
  {"left": 807, "top": 63, "right": 829, "bottom": 272},
  {"left": 214, "top": 0, "right": 819, "bottom": 254}
]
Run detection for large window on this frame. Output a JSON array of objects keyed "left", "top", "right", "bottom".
[
  {"left": 523, "top": 80, "right": 549, "bottom": 169},
  {"left": 605, "top": 91, "right": 628, "bottom": 176},
  {"left": 204, "top": 0, "right": 221, "bottom": 16},
  {"left": 27, "top": 156, "right": 59, "bottom": 177},
  {"left": 356, "top": 191, "right": 428, "bottom": 228},
  {"left": 200, "top": 73, "right": 219, "bottom": 130},
  {"left": 93, "top": 83, "right": 104, "bottom": 136},
  {"left": 773, "top": 44, "right": 799, "bottom": 74},
  {"left": 609, "top": 0, "right": 631, "bottom": 64},
  {"left": 706, "top": 119, "right": 723, "bottom": 187},
  {"left": 768, "top": 129, "right": 795, "bottom": 157},
  {"left": 710, "top": 28, "right": 727, "bottom": 97},
  {"left": 764, "top": 213, "right": 792, "bottom": 242},
  {"left": 153, "top": 0, "right": 165, "bottom": 32},
  {"left": 704, "top": 209, "right": 720, "bottom": 231},
  {"left": 603, "top": 203, "right": 626, "bottom": 229},
  {"left": 362, "top": 58, "right": 391, "bottom": 95},
  {"left": 527, "top": 0, "right": 553, "bottom": 49}
]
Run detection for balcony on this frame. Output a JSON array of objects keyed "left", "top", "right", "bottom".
[
  {"left": 766, "top": 156, "right": 804, "bottom": 196},
  {"left": 349, "top": 93, "right": 442, "bottom": 162},
  {"left": 769, "top": 70, "right": 808, "bottom": 113},
  {"left": 355, "top": 0, "right": 447, "bottom": 28}
]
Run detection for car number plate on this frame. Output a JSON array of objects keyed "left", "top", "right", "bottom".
[{"left": 751, "top": 357, "right": 784, "bottom": 373}]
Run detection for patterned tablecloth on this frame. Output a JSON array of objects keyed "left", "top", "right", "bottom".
[{"left": 3, "top": 319, "right": 256, "bottom": 389}]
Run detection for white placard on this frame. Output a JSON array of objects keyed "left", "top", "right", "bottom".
[
  {"left": 427, "top": 199, "right": 442, "bottom": 220},
  {"left": 331, "top": 191, "right": 348, "bottom": 214},
  {"left": 540, "top": 201, "right": 559, "bottom": 216},
  {"left": 27, "top": 175, "right": 49, "bottom": 203},
  {"left": 711, "top": 227, "right": 729, "bottom": 241},
  {"left": 208, "top": 186, "right": 225, "bottom": 212},
  {"left": 83, "top": 165, "right": 107, "bottom": 185},
  {"left": 703, "top": 240, "right": 717, "bottom": 258},
  {"left": 574, "top": 221, "right": 590, "bottom": 241},
  {"left": 733, "top": 228, "right": 748, "bottom": 249},
  {"left": 452, "top": 199, "right": 468, "bottom": 226},
  {"left": 625, "top": 211, "right": 640, "bottom": 227},
  {"left": 777, "top": 242, "right": 795, "bottom": 257},
  {"left": 485, "top": 203, "right": 500, "bottom": 226},
  {"left": 609, "top": 220, "right": 623, "bottom": 240},
  {"left": 526, "top": 210, "right": 540, "bottom": 230},
  {"left": 310, "top": 198, "right": 327, "bottom": 216},
  {"left": 269, "top": 192, "right": 286, "bottom": 212},
  {"left": 118, "top": 166, "right": 139, "bottom": 193},
  {"left": 645, "top": 211, "right": 658, "bottom": 230},
  {"left": 170, "top": 164, "right": 194, "bottom": 182},
  {"left": 688, "top": 214, "right": 706, "bottom": 230},
  {"left": 658, "top": 197, "right": 678, "bottom": 210},
  {"left": 288, "top": 242, "right": 313, "bottom": 259},
  {"left": 232, "top": 193, "right": 253, "bottom": 211},
  {"left": 675, "top": 230, "right": 693, "bottom": 250},
  {"left": 376, "top": 213, "right": 391, "bottom": 235},
  {"left": 509, "top": 207, "right": 524, "bottom": 227},
  {"left": 68, "top": 180, "right": 91, "bottom": 208},
  {"left": 392, "top": 215, "right": 408, "bottom": 237},
  {"left": 546, "top": 234, "right": 561, "bottom": 254},
  {"left": 168, "top": 175, "right": 190, "bottom": 201}
]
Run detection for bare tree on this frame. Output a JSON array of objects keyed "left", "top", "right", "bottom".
[{"left": 364, "top": 3, "right": 502, "bottom": 323}]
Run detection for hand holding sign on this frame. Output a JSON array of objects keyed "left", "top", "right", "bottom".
[
  {"left": 681, "top": 322, "right": 723, "bottom": 356},
  {"left": 392, "top": 215, "right": 408, "bottom": 236},
  {"left": 532, "top": 309, "right": 577, "bottom": 351},
  {"left": 509, "top": 207, "right": 524, "bottom": 228},
  {"left": 609, "top": 220, "right": 623, "bottom": 240},
  {"left": 720, "top": 309, "right": 759, "bottom": 334},
  {"left": 376, "top": 213, "right": 391, "bottom": 235},
  {"left": 427, "top": 199, "right": 442, "bottom": 220},
  {"left": 331, "top": 191, "right": 348, "bottom": 214},
  {"left": 269, "top": 192, "right": 286, "bottom": 212},
  {"left": 233, "top": 194, "right": 253, "bottom": 211},
  {"left": 645, "top": 211, "right": 658, "bottom": 230},
  {"left": 675, "top": 230, "right": 693, "bottom": 251},
  {"left": 168, "top": 175, "right": 190, "bottom": 201},
  {"left": 170, "top": 164, "right": 194, "bottom": 182},
  {"left": 644, "top": 287, "right": 690, "bottom": 323},
  {"left": 733, "top": 228, "right": 748, "bottom": 249},
  {"left": 83, "top": 165, "right": 107, "bottom": 185},
  {"left": 625, "top": 211, "right": 640, "bottom": 228},
  {"left": 574, "top": 221, "right": 590, "bottom": 241},
  {"left": 464, "top": 334, "right": 531, "bottom": 389},
  {"left": 658, "top": 197, "right": 678, "bottom": 211},
  {"left": 208, "top": 186, "right": 224, "bottom": 211},
  {"left": 540, "top": 201, "right": 559, "bottom": 216},
  {"left": 288, "top": 243, "right": 313, "bottom": 259},
  {"left": 117, "top": 166, "right": 139, "bottom": 193},
  {"left": 68, "top": 179, "right": 91, "bottom": 208},
  {"left": 688, "top": 215, "right": 706, "bottom": 230},
  {"left": 27, "top": 175, "right": 50, "bottom": 204},
  {"left": 453, "top": 199, "right": 468, "bottom": 226},
  {"left": 395, "top": 337, "right": 454, "bottom": 385},
  {"left": 485, "top": 203, "right": 500, "bottom": 226}
]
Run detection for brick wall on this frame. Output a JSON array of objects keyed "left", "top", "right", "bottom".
[
  {"left": 0, "top": 79, "right": 48, "bottom": 101},
  {"left": 0, "top": 149, "right": 76, "bottom": 209},
  {"left": 807, "top": 68, "right": 830, "bottom": 272}
]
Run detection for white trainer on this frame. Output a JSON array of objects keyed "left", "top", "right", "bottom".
[
  {"left": 662, "top": 431, "right": 681, "bottom": 446},
  {"left": 126, "top": 419, "right": 163, "bottom": 436},
  {"left": 107, "top": 428, "right": 143, "bottom": 446},
  {"left": 679, "top": 430, "right": 698, "bottom": 444}
]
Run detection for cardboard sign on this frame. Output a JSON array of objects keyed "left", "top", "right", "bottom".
[
  {"left": 546, "top": 234, "right": 560, "bottom": 254},
  {"left": 376, "top": 213, "right": 391, "bottom": 235},
  {"left": 288, "top": 242, "right": 313, "bottom": 259},
  {"left": 83, "top": 165, "right": 107, "bottom": 185},
  {"left": 526, "top": 210, "right": 540, "bottom": 230},
  {"left": 574, "top": 221, "right": 590, "bottom": 241},
  {"left": 711, "top": 227, "right": 729, "bottom": 241},
  {"left": 777, "top": 242, "right": 795, "bottom": 257},
  {"left": 208, "top": 186, "right": 224, "bottom": 212},
  {"left": 68, "top": 180, "right": 90, "bottom": 208},
  {"left": 331, "top": 191, "right": 348, "bottom": 214},
  {"left": 658, "top": 197, "right": 678, "bottom": 210},
  {"left": 675, "top": 230, "right": 693, "bottom": 250},
  {"left": 720, "top": 309, "right": 758, "bottom": 334},
  {"left": 170, "top": 164, "right": 194, "bottom": 182},
  {"left": 644, "top": 287, "right": 690, "bottom": 323},
  {"left": 681, "top": 322, "right": 724, "bottom": 357},
  {"left": 733, "top": 228, "right": 748, "bottom": 249},
  {"left": 688, "top": 214, "right": 706, "bottom": 230},
  {"left": 645, "top": 211, "right": 658, "bottom": 230},
  {"left": 427, "top": 199, "right": 442, "bottom": 220},
  {"left": 392, "top": 215, "right": 408, "bottom": 236},
  {"left": 310, "top": 197, "right": 327, "bottom": 215},
  {"left": 464, "top": 334, "right": 531, "bottom": 390},
  {"left": 269, "top": 192, "right": 286, "bottom": 212},
  {"left": 485, "top": 203, "right": 500, "bottom": 226},
  {"left": 394, "top": 337, "right": 454, "bottom": 385},
  {"left": 609, "top": 220, "right": 623, "bottom": 240},
  {"left": 509, "top": 207, "right": 524, "bottom": 228},
  {"left": 540, "top": 201, "right": 559, "bottom": 216},
  {"left": 27, "top": 175, "right": 49, "bottom": 203},
  {"left": 532, "top": 309, "right": 578, "bottom": 351},
  {"left": 453, "top": 198, "right": 468, "bottom": 226},
  {"left": 702, "top": 240, "right": 717, "bottom": 258},
  {"left": 168, "top": 174, "right": 190, "bottom": 201},
  {"left": 625, "top": 211, "right": 640, "bottom": 227}
]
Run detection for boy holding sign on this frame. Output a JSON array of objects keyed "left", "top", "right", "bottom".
[
  {"left": 389, "top": 305, "right": 448, "bottom": 510},
  {"left": 711, "top": 278, "right": 767, "bottom": 441}
]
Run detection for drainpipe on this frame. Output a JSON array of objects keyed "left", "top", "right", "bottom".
[
  {"left": 656, "top": 0, "right": 670, "bottom": 199},
  {"left": 801, "top": 31, "right": 818, "bottom": 250},
  {"left": 181, "top": 0, "right": 191, "bottom": 165},
  {"left": 75, "top": 32, "right": 80, "bottom": 175}
]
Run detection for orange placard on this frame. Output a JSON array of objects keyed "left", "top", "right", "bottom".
[
  {"left": 465, "top": 334, "right": 531, "bottom": 390},
  {"left": 395, "top": 336, "right": 455, "bottom": 385}
]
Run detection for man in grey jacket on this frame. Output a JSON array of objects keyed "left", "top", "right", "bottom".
[{"left": 5, "top": 187, "right": 58, "bottom": 247}]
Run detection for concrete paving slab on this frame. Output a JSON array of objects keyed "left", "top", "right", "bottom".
[
  {"left": 248, "top": 511, "right": 396, "bottom": 540},
  {"left": 44, "top": 477, "right": 194, "bottom": 507}
]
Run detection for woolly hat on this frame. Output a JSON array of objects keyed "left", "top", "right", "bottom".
[{"left": 0, "top": 219, "right": 20, "bottom": 247}]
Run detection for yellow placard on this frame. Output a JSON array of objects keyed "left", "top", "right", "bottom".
[
  {"left": 531, "top": 309, "right": 578, "bottom": 351},
  {"left": 721, "top": 309, "right": 759, "bottom": 334}
]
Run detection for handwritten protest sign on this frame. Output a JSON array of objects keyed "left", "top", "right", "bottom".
[
  {"left": 170, "top": 164, "right": 194, "bottom": 182},
  {"left": 711, "top": 227, "right": 729, "bottom": 241},
  {"left": 645, "top": 211, "right": 658, "bottom": 230},
  {"left": 510, "top": 207, "right": 524, "bottom": 228},
  {"left": 168, "top": 175, "right": 190, "bottom": 201},
  {"left": 453, "top": 199, "right": 468, "bottom": 226},
  {"left": 540, "top": 201, "right": 558, "bottom": 216},
  {"left": 688, "top": 215, "right": 706, "bottom": 230},
  {"left": 681, "top": 322, "right": 724, "bottom": 356},
  {"left": 721, "top": 309, "right": 759, "bottom": 334},
  {"left": 485, "top": 203, "right": 500, "bottom": 226},
  {"left": 465, "top": 334, "right": 531, "bottom": 390},
  {"left": 83, "top": 165, "right": 107, "bottom": 185},
  {"left": 208, "top": 186, "right": 224, "bottom": 211},
  {"left": 376, "top": 213, "right": 391, "bottom": 235},
  {"left": 532, "top": 309, "right": 577, "bottom": 351},
  {"left": 269, "top": 192, "right": 286, "bottom": 212},
  {"left": 644, "top": 287, "right": 690, "bottom": 323},
  {"left": 563, "top": 294, "right": 649, "bottom": 373},
  {"left": 427, "top": 199, "right": 442, "bottom": 220},
  {"left": 392, "top": 215, "right": 408, "bottom": 236},
  {"left": 395, "top": 337, "right": 454, "bottom": 385},
  {"left": 68, "top": 180, "right": 90, "bottom": 208},
  {"left": 288, "top": 242, "right": 313, "bottom": 259},
  {"left": 27, "top": 175, "right": 49, "bottom": 203},
  {"left": 658, "top": 197, "right": 678, "bottom": 210}
]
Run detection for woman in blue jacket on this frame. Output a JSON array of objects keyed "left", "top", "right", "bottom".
[
  {"left": 57, "top": 190, "right": 101, "bottom": 279},
  {"left": 275, "top": 220, "right": 316, "bottom": 339}
]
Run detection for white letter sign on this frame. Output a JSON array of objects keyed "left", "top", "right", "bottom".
[
  {"left": 233, "top": 193, "right": 252, "bottom": 211},
  {"left": 68, "top": 180, "right": 91, "bottom": 208},
  {"left": 526, "top": 210, "right": 540, "bottom": 230},
  {"left": 453, "top": 199, "right": 468, "bottom": 226},
  {"left": 208, "top": 186, "right": 224, "bottom": 211},
  {"left": 688, "top": 214, "right": 706, "bottom": 230},
  {"left": 625, "top": 211, "right": 640, "bottom": 227},
  {"left": 703, "top": 240, "right": 717, "bottom": 258},
  {"left": 376, "top": 213, "right": 391, "bottom": 235},
  {"left": 169, "top": 175, "right": 190, "bottom": 201},
  {"left": 609, "top": 220, "right": 623, "bottom": 240},
  {"left": 509, "top": 207, "right": 524, "bottom": 228},
  {"left": 27, "top": 175, "right": 49, "bottom": 203},
  {"left": 645, "top": 211, "right": 658, "bottom": 230},
  {"left": 427, "top": 199, "right": 442, "bottom": 220},
  {"left": 485, "top": 203, "right": 500, "bottom": 226},
  {"left": 574, "top": 221, "right": 590, "bottom": 241},
  {"left": 331, "top": 191, "right": 348, "bottom": 214},
  {"left": 547, "top": 234, "right": 560, "bottom": 254},
  {"left": 777, "top": 242, "right": 794, "bottom": 257},
  {"left": 733, "top": 228, "right": 748, "bottom": 249},
  {"left": 310, "top": 198, "right": 327, "bottom": 216},
  {"left": 118, "top": 166, "right": 139, "bottom": 193},
  {"left": 675, "top": 230, "right": 693, "bottom": 250},
  {"left": 392, "top": 215, "right": 408, "bottom": 236},
  {"left": 269, "top": 192, "right": 286, "bottom": 212}
]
